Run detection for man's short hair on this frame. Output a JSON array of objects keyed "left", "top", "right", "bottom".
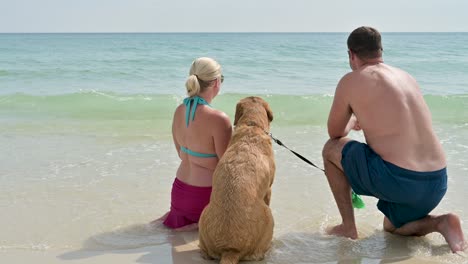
[{"left": 347, "top": 26, "right": 383, "bottom": 59}]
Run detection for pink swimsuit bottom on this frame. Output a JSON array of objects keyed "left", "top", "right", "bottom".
[{"left": 163, "top": 177, "right": 212, "bottom": 229}]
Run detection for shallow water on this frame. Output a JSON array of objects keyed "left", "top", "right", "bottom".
[{"left": 1, "top": 117, "right": 467, "bottom": 263}]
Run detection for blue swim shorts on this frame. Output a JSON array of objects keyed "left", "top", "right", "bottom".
[{"left": 341, "top": 140, "right": 447, "bottom": 228}]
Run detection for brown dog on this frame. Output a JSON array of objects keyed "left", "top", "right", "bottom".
[{"left": 198, "top": 96, "right": 275, "bottom": 264}]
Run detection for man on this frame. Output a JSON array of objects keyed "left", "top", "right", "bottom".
[{"left": 322, "top": 26, "right": 465, "bottom": 253}]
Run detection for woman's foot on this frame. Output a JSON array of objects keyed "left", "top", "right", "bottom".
[
  {"left": 174, "top": 223, "right": 199, "bottom": 232},
  {"left": 150, "top": 212, "right": 169, "bottom": 225}
]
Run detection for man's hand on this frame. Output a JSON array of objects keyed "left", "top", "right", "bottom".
[
  {"left": 352, "top": 115, "right": 361, "bottom": 131},
  {"left": 347, "top": 115, "right": 361, "bottom": 132}
]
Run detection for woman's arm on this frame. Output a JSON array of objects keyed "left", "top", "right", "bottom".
[{"left": 212, "top": 112, "right": 232, "bottom": 159}]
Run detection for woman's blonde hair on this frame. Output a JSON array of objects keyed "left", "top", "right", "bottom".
[{"left": 185, "top": 57, "right": 222, "bottom": 97}]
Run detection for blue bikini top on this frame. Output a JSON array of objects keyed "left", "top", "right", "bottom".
[
  {"left": 180, "top": 96, "right": 217, "bottom": 158},
  {"left": 183, "top": 95, "right": 211, "bottom": 127}
]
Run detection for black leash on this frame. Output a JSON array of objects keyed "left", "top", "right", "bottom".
[
  {"left": 268, "top": 132, "right": 325, "bottom": 172},
  {"left": 268, "top": 131, "right": 366, "bottom": 208}
]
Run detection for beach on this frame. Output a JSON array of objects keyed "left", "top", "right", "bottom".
[{"left": 1, "top": 33, "right": 468, "bottom": 263}]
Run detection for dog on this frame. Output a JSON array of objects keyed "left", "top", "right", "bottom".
[{"left": 198, "top": 96, "right": 275, "bottom": 264}]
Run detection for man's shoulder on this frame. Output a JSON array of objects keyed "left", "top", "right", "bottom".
[
  {"left": 338, "top": 71, "right": 354, "bottom": 83},
  {"left": 340, "top": 68, "right": 376, "bottom": 81},
  {"left": 337, "top": 71, "right": 363, "bottom": 90},
  {"left": 342, "top": 64, "right": 401, "bottom": 83}
]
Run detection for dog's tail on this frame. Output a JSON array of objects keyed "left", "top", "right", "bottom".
[{"left": 220, "top": 250, "right": 241, "bottom": 264}]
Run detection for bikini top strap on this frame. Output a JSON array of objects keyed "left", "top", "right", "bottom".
[{"left": 183, "top": 96, "right": 211, "bottom": 127}]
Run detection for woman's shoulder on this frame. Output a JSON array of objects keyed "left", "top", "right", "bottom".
[
  {"left": 173, "top": 103, "right": 186, "bottom": 117},
  {"left": 174, "top": 101, "right": 231, "bottom": 128},
  {"left": 207, "top": 107, "right": 228, "bottom": 117},
  {"left": 207, "top": 108, "right": 231, "bottom": 126}
]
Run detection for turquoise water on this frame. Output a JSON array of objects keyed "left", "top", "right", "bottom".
[
  {"left": 1, "top": 33, "right": 467, "bottom": 95},
  {"left": 1, "top": 33, "right": 468, "bottom": 263},
  {"left": 1, "top": 32, "right": 467, "bottom": 134},
  {"left": 0, "top": 92, "right": 467, "bottom": 134}
]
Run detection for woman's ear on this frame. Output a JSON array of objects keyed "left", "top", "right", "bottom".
[{"left": 210, "top": 78, "right": 221, "bottom": 97}]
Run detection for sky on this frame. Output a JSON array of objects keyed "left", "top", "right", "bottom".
[{"left": 1, "top": 0, "right": 468, "bottom": 33}]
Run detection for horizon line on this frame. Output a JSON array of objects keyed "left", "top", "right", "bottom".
[{"left": 1, "top": 31, "right": 467, "bottom": 34}]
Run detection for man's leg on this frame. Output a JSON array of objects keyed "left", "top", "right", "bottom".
[
  {"left": 384, "top": 215, "right": 466, "bottom": 253},
  {"left": 322, "top": 137, "right": 357, "bottom": 239}
]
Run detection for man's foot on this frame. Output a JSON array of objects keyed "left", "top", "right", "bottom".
[
  {"left": 437, "top": 213, "right": 466, "bottom": 253},
  {"left": 326, "top": 223, "right": 358, "bottom": 239}
]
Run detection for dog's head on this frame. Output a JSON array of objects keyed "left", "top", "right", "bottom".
[{"left": 233, "top": 96, "right": 273, "bottom": 130}]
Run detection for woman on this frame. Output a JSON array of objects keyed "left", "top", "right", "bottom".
[{"left": 154, "top": 57, "right": 232, "bottom": 231}]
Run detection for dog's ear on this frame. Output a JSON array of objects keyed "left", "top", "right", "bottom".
[
  {"left": 234, "top": 101, "right": 244, "bottom": 126},
  {"left": 263, "top": 100, "right": 273, "bottom": 122}
]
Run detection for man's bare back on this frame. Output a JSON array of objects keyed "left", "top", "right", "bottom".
[{"left": 338, "top": 63, "right": 446, "bottom": 171}]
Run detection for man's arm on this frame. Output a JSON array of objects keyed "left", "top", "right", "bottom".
[{"left": 327, "top": 76, "right": 355, "bottom": 139}]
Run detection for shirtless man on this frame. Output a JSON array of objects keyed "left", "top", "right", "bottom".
[{"left": 322, "top": 26, "right": 465, "bottom": 253}]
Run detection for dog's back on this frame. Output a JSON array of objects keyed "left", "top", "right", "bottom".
[{"left": 199, "top": 97, "right": 275, "bottom": 263}]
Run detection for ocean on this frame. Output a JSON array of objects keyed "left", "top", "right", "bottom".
[{"left": 1, "top": 33, "right": 467, "bottom": 263}]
